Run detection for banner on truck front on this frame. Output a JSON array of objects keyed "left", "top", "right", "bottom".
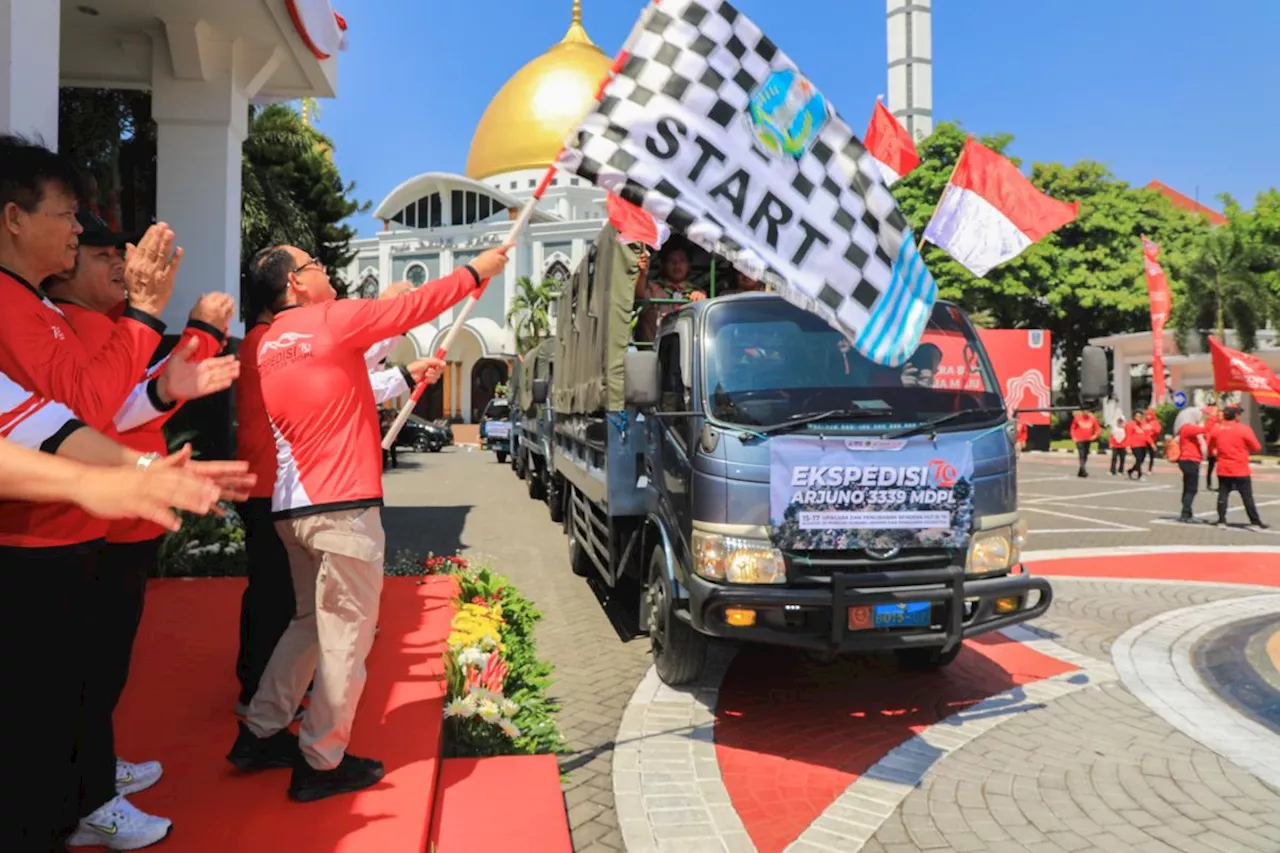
[{"left": 768, "top": 436, "right": 974, "bottom": 551}]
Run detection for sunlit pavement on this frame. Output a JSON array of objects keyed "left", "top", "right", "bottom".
[{"left": 383, "top": 450, "right": 1280, "bottom": 853}]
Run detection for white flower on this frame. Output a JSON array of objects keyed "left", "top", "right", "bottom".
[
  {"left": 462, "top": 692, "right": 481, "bottom": 711},
  {"left": 469, "top": 686, "right": 499, "bottom": 704},
  {"left": 479, "top": 635, "right": 498, "bottom": 652},
  {"left": 500, "top": 699, "right": 519, "bottom": 717},
  {"left": 497, "top": 718, "right": 521, "bottom": 739},
  {"left": 478, "top": 700, "right": 501, "bottom": 723},
  {"left": 443, "top": 698, "right": 474, "bottom": 719}
]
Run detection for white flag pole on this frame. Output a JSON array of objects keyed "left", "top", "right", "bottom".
[
  {"left": 381, "top": 195, "right": 543, "bottom": 450},
  {"left": 381, "top": 9, "right": 645, "bottom": 451}
]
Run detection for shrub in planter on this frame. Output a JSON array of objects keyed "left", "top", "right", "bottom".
[
  {"left": 153, "top": 505, "right": 247, "bottom": 577},
  {"left": 385, "top": 551, "right": 567, "bottom": 759}
]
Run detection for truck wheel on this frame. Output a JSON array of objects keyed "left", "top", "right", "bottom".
[
  {"left": 548, "top": 476, "right": 565, "bottom": 523},
  {"left": 496, "top": 451, "right": 508, "bottom": 464},
  {"left": 646, "top": 551, "right": 706, "bottom": 686},
  {"left": 528, "top": 464, "right": 545, "bottom": 500},
  {"left": 894, "top": 644, "right": 961, "bottom": 670},
  {"left": 514, "top": 450, "right": 527, "bottom": 479}
]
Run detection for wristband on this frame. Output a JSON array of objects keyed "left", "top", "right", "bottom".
[{"left": 463, "top": 264, "right": 482, "bottom": 288}]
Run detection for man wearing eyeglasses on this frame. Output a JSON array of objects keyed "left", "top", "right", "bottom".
[{"left": 227, "top": 243, "right": 505, "bottom": 802}]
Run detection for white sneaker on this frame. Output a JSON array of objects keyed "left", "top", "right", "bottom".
[
  {"left": 67, "top": 795, "right": 172, "bottom": 850},
  {"left": 116, "top": 758, "right": 163, "bottom": 795}
]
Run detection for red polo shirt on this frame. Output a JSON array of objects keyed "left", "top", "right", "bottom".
[
  {"left": 1069, "top": 414, "right": 1099, "bottom": 443},
  {"left": 236, "top": 322, "right": 277, "bottom": 501},
  {"left": 1178, "top": 424, "right": 1206, "bottom": 463},
  {"left": 1210, "top": 421, "right": 1261, "bottom": 478},
  {"left": 0, "top": 267, "right": 165, "bottom": 548}
]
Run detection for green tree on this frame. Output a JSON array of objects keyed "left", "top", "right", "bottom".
[
  {"left": 1172, "top": 218, "right": 1279, "bottom": 351},
  {"left": 506, "top": 275, "right": 560, "bottom": 353},
  {"left": 240, "top": 103, "right": 369, "bottom": 303},
  {"left": 891, "top": 120, "right": 1210, "bottom": 399}
]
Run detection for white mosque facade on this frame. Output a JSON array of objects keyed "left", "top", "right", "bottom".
[{"left": 342, "top": 3, "right": 611, "bottom": 424}]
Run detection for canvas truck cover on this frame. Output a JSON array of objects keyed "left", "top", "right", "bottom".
[
  {"left": 553, "top": 224, "right": 642, "bottom": 414},
  {"left": 517, "top": 338, "right": 556, "bottom": 410}
]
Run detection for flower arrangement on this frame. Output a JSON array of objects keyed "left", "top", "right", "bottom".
[{"left": 387, "top": 550, "right": 568, "bottom": 758}]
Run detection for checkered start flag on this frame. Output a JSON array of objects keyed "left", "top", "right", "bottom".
[{"left": 557, "top": 0, "right": 936, "bottom": 367}]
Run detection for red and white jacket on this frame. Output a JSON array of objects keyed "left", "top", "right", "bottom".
[
  {"left": 0, "top": 371, "right": 82, "bottom": 452},
  {"left": 238, "top": 324, "right": 413, "bottom": 503},
  {"left": 259, "top": 267, "right": 480, "bottom": 518},
  {"left": 57, "top": 300, "right": 226, "bottom": 543},
  {"left": 0, "top": 267, "right": 167, "bottom": 548}
]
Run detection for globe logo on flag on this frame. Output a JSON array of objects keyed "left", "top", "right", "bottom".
[{"left": 747, "top": 69, "right": 830, "bottom": 160}]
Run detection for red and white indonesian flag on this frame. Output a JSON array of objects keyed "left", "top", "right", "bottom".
[
  {"left": 923, "top": 138, "right": 1079, "bottom": 277},
  {"left": 606, "top": 192, "right": 670, "bottom": 249},
  {"left": 1209, "top": 336, "right": 1280, "bottom": 408},
  {"left": 864, "top": 99, "right": 919, "bottom": 186}
]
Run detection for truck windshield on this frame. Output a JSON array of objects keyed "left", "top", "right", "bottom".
[
  {"left": 702, "top": 299, "right": 1005, "bottom": 431},
  {"left": 485, "top": 403, "right": 511, "bottom": 420}
]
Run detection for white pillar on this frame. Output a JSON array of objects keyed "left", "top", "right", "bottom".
[
  {"left": 0, "top": 0, "right": 59, "bottom": 143},
  {"left": 378, "top": 239, "right": 392, "bottom": 292},
  {"left": 151, "top": 71, "right": 247, "bottom": 334},
  {"left": 1115, "top": 356, "right": 1132, "bottom": 416}
]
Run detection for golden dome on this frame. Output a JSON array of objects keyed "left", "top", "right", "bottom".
[{"left": 464, "top": 1, "right": 611, "bottom": 181}]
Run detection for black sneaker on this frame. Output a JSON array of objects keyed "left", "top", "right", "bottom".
[
  {"left": 227, "top": 721, "right": 301, "bottom": 771},
  {"left": 288, "top": 753, "right": 385, "bottom": 803}
]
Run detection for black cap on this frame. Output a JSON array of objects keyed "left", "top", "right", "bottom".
[{"left": 76, "top": 210, "right": 141, "bottom": 248}]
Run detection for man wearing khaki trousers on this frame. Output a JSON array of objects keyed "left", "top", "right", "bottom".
[{"left": 225, "top": 242, "right": 509, "bottom": 801}]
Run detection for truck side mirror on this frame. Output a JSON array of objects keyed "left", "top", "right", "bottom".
[
  {"left": 532, "top": 379, "right": 548, "bottom": 405},
  {"left": 624, "top": 350, "right": 661, "bottom": 408},
  {"left": 1080, "top": 346, "right": 1108, "bottom": 402}
]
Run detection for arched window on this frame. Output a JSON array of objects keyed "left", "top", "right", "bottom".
[
  {"left": 359, "top": 273, "right": 379, "bottom": 300},
  {"left": 405, "top": 263, "right": 427, "bottom": 287},
  {"left": 545, "top": 260, "right": 571, "bottom": 283}
]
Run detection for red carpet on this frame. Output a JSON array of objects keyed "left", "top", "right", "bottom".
[
  {"left": 714, "top": 635, "right": 1074, "bottom": 853},
  {"left": 1028, "top": 551, "right": 1280, "bottom": 587},
  {"left": 427, "top": 756, "right": 572, "bottom": 852},
  {"left": 101, "top": 575, "right": 455, "bottom": 853}
]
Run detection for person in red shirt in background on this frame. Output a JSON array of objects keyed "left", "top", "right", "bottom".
[
  {"left": 227, "top": 244, "right": 487, "bottom": 802},
  {"left": 1210, "top": 404, "right": 1267, "bottom": 528},
  {"left": 1143, "top": 407, "right": 1160, "bottom": 473},
  {"left": 1126, "top": 411, "right": 1155, "bottom": 480},
  {"left": 44, "top": 211, "right": 241, "bottom": 851},
  {"left": 1173, "top": 408, "right": 1208, "bottom": 522},
  {"left": 1107, "top": 414, "right": 1128, "bottom": 475},
  {"left": 1069, "top": 408, "right": 1101, "bottom": 477},
  {"left": 1202, "top": 402, "right": 1221, "bottom": 490}
]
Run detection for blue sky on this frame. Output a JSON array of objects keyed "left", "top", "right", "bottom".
[{"left": 317, "top": 0, "right": 1279, "bottom": 236}]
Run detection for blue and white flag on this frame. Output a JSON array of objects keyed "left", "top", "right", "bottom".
[{"left": 557, "top": 0, "right": 936, "bottom": 367}]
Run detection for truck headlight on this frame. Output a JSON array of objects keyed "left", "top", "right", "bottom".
[
  {"left": 691, "top": 531, "right": 786, "bottom": 584},
  {"left": 967, "top": 521, "right": 1025, "bottom": 576}
]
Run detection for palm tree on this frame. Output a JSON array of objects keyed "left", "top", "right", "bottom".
[
  {"left": 506, "top": 275, "right": 560, "bottom": 353},
  {"left": 1173, "top": 226, "right": 1280, "bottom": 352}
]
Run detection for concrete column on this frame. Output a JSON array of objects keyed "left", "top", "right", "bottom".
[
  {"left": 1115, "top": 356, "right": 1132, "bottom": 416},
  {"left": 378, "top": 239, "right": 392, "bottom": 292},
  {"left": 151, "top": 69, "right": 247, "bottom": 334},
  {"left": 0, "top": 0, "right": 59, "bottom": 143}
]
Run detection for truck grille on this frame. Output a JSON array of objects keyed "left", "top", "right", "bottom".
[{"left": 785, "top": 548, "right": 957, "bottom": 583}]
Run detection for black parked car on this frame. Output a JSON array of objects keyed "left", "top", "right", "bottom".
[{"left": 379, "top": 411, "right": 450, "bottom": 455}]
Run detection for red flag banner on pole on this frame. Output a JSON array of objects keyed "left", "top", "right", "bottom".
[
  {"left": 1209, "top": 336, "right": 1280, "bottom": 407},
  {"left": 1141, "top": 237, "right": 1172, "bottom": 403}
]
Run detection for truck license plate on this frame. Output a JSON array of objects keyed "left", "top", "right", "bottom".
[{"left": 869, "top": 602, "right": 931, "bottom": 628}]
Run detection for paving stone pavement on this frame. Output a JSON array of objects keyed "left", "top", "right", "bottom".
[{"left": 381, "top": 449, "right": 653, "bottom": 851}]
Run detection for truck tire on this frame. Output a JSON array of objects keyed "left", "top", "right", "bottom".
[
  {"left": 528, "top": 462, "right": 545, "bottom": 500},
  {"left": 496, "top": 451, "right": 508, "bottom": 464},
  {"left": 514, "top": 449, "right": 527, "bottom": 479},
  {"left": 547, "top": 475, "right": 564, "bottom": 523},
  {"left": 894, "top": 644, "right": 961, "bottom": 670},
  {"left": 646, "top": 550, "right": 706, "bottom": 686}
]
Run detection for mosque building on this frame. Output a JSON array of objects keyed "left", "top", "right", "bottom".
[{"left": 343, "top": 1, "right": 610, "bottom": 424}]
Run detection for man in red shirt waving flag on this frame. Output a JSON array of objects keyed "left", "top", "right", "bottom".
[{"left": 227, "top": 242, "right": 509, "bottom": 802}]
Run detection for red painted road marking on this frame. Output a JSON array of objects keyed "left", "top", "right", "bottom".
[
  {"left": 714, "top": 635, "right": 1075, "bottom": 853},
  {"left": 1028, "top": 552, "right": 1280, "bottom": 587}
]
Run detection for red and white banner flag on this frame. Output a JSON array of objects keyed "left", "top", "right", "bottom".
[
  {"left": 1141, "top": 236, "right": 1172, "bottom": 403},
  {"left": 864, "top": 99, "right": 919, "bottom": 186},
  {"left": 1209, "top": 336, "right": 1280, "bottom": 407},
  {"left": 605, "top": 192, "right": 669, "bottom": 250},
  {"left": 922, "top": 138, "right": 1079, "bottom": 277}
]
